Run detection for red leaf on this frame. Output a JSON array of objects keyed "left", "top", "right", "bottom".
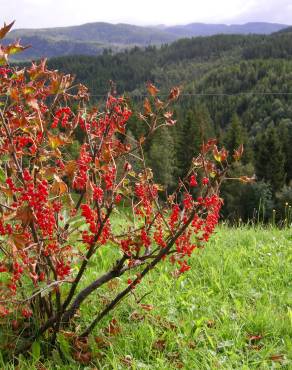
[
  {"left": 153, "top": 339, "right": 166, "bottom": 351},
  {"left": 140, "top": 304, "right": 154, "bottom": 311},
  {"left": 269, "top": 354, "right": 284, "bottom": 362},
  {"left": 120, "top": 355, "right": 133, "bottom": 367},
  {"left": 233, "top": 144, "right": 244, "bottom": 161},
  {"left": 147, "top": 83, "right": 159, "bottom": 97},
  {"left": 94, "top": 336, "right": 110, "bottom": 349},
  {"left": 248, "top": 334, "right": 263, "bottom": 342},
  {"left": 104, "top": 318, "right": 121, "bottom": 336},
  {"left": 168, "top": 87, "right": 180, "bottom": 101},
  {"left": 129, "top": 311, "right": 145, "bottom": 321},
  {"left": 143, "top": 98, "right": 152, "bottom": 115},
  {"left": 73, "top": 351, "right": 92, "bottom": 364}
]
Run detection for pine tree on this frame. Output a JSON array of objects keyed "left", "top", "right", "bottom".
[
  {"left": 224, "top": 113, "right": 252, "bottom": 163},
  {"left": 278, "top": 119, "right": 292, "bottom": 183},
  {"left": 176, "top": 104, "right": 214, "bottom": 178},
  {"left": 178, "top": 109, "right": 201, "bottom": 177},
  {"left": 147, "top": 126, "right": 177, "bottom": 192},
  {"left": 255, "top": 125, "right": 285, "bottom": 193}
]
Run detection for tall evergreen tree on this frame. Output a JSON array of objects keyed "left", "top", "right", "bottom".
[
  {"left": 278, "top": 119, "right": 292, "bottom": 183},
  {"left": 255, "top": 126, "right": 285, "bottom": 193},
  {"left": 147, "top": 126, "right": 177, "bottom": 192},
  {"left": 224, "top": 113, "right": 252, "bottom": 163},
  {"left": 176, "top": 109, "right": 201, "bottom": 178}
]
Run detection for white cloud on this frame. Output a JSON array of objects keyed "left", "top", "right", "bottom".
[{"left": 0, "top": 0, "right": 291, "bottom": 29}]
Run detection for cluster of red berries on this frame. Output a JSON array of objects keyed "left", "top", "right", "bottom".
[
  {"left": 73, "top": 144, "right": 92, "bottom": 190},
  {"left": 52, "top": 107, "right": 72, "bottom": 128}
]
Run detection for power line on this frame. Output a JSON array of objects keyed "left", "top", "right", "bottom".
[{"left": 88, "top": 92, "right": 292, "bottom": 98}]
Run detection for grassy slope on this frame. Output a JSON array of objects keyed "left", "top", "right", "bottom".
[{"left": 2, "top": 226, "right": 292, "bottom": 369}]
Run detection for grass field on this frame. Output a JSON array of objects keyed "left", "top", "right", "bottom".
[{"left": 1, "top": 226, "right": 292, "bottom": 369}]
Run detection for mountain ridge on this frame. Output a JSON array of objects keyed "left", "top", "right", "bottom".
[{"left": 6, "top": 21, "right": 290, "bottom": 61}]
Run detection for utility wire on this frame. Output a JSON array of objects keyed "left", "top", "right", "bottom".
[{"left": 88, "top": 92, "right": 292, "bottom": 97}]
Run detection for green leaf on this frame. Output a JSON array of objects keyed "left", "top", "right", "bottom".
[
  {"left": 31, "top": 341, "right": 41, "bottom": 362},
  {"left": 0, "top": 168, "right": 5, "bottom": 183}
]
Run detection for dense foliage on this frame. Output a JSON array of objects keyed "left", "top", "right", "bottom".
[{"left": 45, "top": 31, "right": 292, "bottom": 223}]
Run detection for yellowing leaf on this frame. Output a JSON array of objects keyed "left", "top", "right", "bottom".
[
  {"left": 64, "top": 160, "right": 77, "bottom": 180},
  {"left": 85, "top": 179, "right": 93, "bottom": 204},
  {"left": 10, "top": 233, "right": 27, "bottom": 250},
  {"left": 0, "top": 49, "right": 8, "bottom": 66},
  {"left": 155, "top": 98, "right": 164, "bottom": 109},
  {"left": 213, "top": 146, "right": 221, "bottom": 162},
  {"left": 233, "top": 144, "right": 244, "bottom": 161},
  {"left": 168, "top": 87, "right": 180, "bottom": 101},
  {"left": 239, "top": 175, "right": 256, "bottom": 183},
  {"left": 143, "top": 98, "right": 152, "bottom": 115},
  {"left": 23, "top": 87, "right": 35, "bottom": 94},
  {"left": 4, "top": 41, "right": 30, "bottom": 55},
  {"left": 0, "top": 185, "right": 13, "bottom": 198},
  {"left": 140, "top": 304, "right": 154, "bottom": 311},
  {"left": 51, "top": 175, "right": 68, "bottom": 195},
  {"left": 147, "top": 83, "right": 159, "bottom": 97},
  {"left": 48, "top": 133, "right": 70, "bottom": 149},
  {"left": 14, "top": 206, "right": 33, "bottom": 227},
  {"left": 9, "top": 87, "right": 20, "bottom": 101}
]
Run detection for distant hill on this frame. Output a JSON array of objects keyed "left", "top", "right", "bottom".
[
  {"left": 6, "top": 21, "right": 289, "bottom": 61},
  {"left": 8, "top": 22, "right": 175, "bottom": 45},
  {"left": 275, "top": 26, "right": 292, "bottom": 34},
  {"left": 165, "top": 22, "right": 288, "bottom": 37}
]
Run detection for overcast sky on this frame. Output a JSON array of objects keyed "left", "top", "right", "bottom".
[{"left": 1, "top": 0, "right": 291, "bottom": 29}]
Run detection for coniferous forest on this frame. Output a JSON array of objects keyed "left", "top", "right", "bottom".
[{"left": 43, "top": 30, "right": 292, "bottom": 223}]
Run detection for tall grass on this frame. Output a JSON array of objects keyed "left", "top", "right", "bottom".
[{"left": 1, "top": 225, "right": 291, "bottom": 369}]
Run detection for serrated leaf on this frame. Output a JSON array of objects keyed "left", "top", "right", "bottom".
[
  {"left": 147, "top": 83, "right": 159, "bottom": 97},
  {"left": 0, "top": 21, "right": 15, "bottom": 40},
  {"left": 168, "top": 87, "right": 180, "bottom": 100},
  {"left": 63, "top": 160, "right": 76, "bottom": 180},
  {"left": 9, "top": 233, "right": 27, "bottom": 250},
  {"left": 48, "top": 133, "right": 70, "bottom": 149},
  {"left": 233, "top": 144, "right": 244, "bottom": 161},
  {"left": 14, "top": 206, "right": 33, "bottom": 227},
  {"left": 4, "top": 41, "right": 30, "bottom": 55},
  {"left": 143, "top": 98, "right": 152, "bottom": 115},
  {"left": 51, "top": 175, "right": 68, "bottom": 195}
]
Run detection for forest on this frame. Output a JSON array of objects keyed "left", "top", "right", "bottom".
[{"left": 44, "top": 30, "right": 292, "bottom": 223}]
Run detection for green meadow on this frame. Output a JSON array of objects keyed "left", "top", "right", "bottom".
[{"left": 1, "top": 225, "right": 292, "bottom": 369}]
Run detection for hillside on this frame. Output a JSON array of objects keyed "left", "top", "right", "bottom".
[
  {"left": 6, "top": 21, "right": 289, "bottom": 61},
  {"left": 45, "top": 31, "right": 292, "bottom": 222},
  {"left": 276, "top": 25, "right": 292, "bottom": 34},
  {"left": 47, "top": 33, "right": 292, "bottom": 94},
  {"left": 165, "top": 22, "right": 288, "bottom": 37}
]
